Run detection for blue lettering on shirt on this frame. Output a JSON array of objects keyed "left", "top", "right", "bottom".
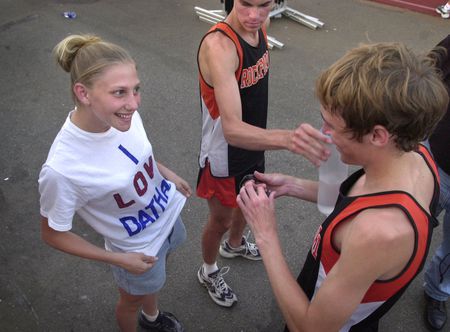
[
  {"left": 118, "top": 144, "right": 139, "bottom": 165},
  {"left": 119, "top": 179, "right": 171, "bottom": 236}
]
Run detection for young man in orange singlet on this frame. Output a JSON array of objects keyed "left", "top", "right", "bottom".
[
  {"left": 237, "top": 42, "right": 449, "bottom": 331},
  {"left": 196, "top": 0, "right": 330, "bottom": 307}
]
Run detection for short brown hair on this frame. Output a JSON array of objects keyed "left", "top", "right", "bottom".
[{"left": 315, "top": 42, "right": 449, "bottom": 151}]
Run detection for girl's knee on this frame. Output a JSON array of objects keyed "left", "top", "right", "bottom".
[{"left": 118, "top": 289, "right": 145, "bottom": 311}]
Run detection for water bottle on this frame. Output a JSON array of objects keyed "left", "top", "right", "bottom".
[{"left": 317, "top": 140, "right": 348, "bottom": 216}]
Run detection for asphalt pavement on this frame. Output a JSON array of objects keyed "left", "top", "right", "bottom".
[{"left": 0, "top": 1, "right": 449, "bottom": 331}]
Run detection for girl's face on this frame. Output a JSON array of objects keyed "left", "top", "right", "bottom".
[
  {"left": 235, "top": 0, "right": 273, "bottom": 32},
  {"left": 83, "top": 62, "right": 141, "bottom": 132}
]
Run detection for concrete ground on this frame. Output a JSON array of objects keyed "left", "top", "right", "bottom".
[{"left": 0, "top": 0, "right": 448, "bottom": 331}]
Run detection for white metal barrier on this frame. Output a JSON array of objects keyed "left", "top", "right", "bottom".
[{"left": 270, "top": 1, "right": 324, "bottom": 30}]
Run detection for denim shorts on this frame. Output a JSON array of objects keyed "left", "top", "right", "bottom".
[{"left": 110, "top": 216, "right": 186, "bottom": 295}]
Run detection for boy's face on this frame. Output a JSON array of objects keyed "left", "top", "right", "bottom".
[
  {"left": 234, "top": 0, "right": 273, "bottom": 32},
  {"left": 320, "top": 106, "right": 364, "bottom": 165}
]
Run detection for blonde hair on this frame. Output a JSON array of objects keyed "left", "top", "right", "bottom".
[
  {"left": 316, "top": 42, "right": 449, "bottom": 151},
  {"left": 53, "top": 34, "right": 135, "bottom": 102}
]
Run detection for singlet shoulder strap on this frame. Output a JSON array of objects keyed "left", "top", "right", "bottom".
[
  {"left": 417, "top": 144, "right": 440, "bottom": 183},
  {"left": 416, "top": 143, "right": 441, "bottom": 217},
  {"left": 206, "top": 22, "right": 244, "bottom": 79},
  {"left": 261, "top": 23, "right": 269, "bottom": 47}
]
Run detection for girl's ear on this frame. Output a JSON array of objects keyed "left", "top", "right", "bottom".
[
  {"left": 73, "top": 83, "right": 90, "bottom": 106},
  {"left": 369, "top": 125, "right": 390, "bottom": 147}
]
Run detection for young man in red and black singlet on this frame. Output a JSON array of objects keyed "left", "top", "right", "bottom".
[
  {"left": 237, "top": 42, "right": 449, "bottom": 331},
  {"left": 196, "top": 0, "right": 330, "bottom": 307}
]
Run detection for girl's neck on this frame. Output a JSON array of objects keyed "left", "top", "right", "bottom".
[{"left": 70, "top": 106, "right": 110, "bottom": 133}]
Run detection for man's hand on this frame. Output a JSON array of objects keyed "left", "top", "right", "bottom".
[
  {"left": 237, "top": 181, "right": 278, "bottom": 246},
  {"left": 253, "top": 171, "right": 292, "bottom": 198},
  {"left": 290, "top": 123, "right": 331, "bottom": 166}
]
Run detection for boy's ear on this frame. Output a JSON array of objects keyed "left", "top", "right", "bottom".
[
  {"left": 370, "top": 125, "right": 390, "bottom": 146},
  {"left": 73, "top": 83, "right": 90, "bottom": 106}
]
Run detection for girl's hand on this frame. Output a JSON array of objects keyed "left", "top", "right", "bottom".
[
  {"left": 172, "top": 176, "right": 192, "bottom": 197},
  {"left": 156, "top": 162, "right": 192, "bottom": 197},
  {"left": 117, "top": 252, "right": 158, "bottom": 274}
]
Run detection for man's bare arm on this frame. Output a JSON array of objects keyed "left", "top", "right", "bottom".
[
  {"left": 200, "top": 32, "right": 330, "bottom": 165},
  {"left": 237, "top": 187, "right": 414, "bottom": 331}
]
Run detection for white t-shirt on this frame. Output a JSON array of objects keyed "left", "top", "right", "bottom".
[{"left": 39, "top": 111, "right": 186, "bottom": 256}]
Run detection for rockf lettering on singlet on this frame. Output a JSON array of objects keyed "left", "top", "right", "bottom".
[
  {"left": 240, "top": 50, "right": 269, "bottom": 89},
  {"left": 112, "top": 154, "right": 172, "bottom": 236}
]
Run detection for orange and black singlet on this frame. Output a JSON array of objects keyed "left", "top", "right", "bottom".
[
  {"left": 197, "top": 22, "right": 269, "bottom": 177},
  {"left": 289, "top": 144, "right": 440, "bottom": 332}
]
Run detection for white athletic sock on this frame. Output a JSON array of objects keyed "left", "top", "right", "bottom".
[
  {"left": 228, "top": 237, "right": 244, "bottom": 249},
  {"left": 203, "top": 262, "right": 218, "bottom": 275},
  {"left": 142, "top": 309, "right": 159, "bottom": 322},
  {"left": 444, "top": 3, "right": 450, "bottom": 11}
]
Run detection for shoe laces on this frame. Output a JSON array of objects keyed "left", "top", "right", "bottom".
[
  {"left": 243, "top": 231, "right": 260, "bottom": 256},
  {"left": 211, "top": 266, "right": 231, "bottom": 293},
  {"left": 243, "top": 240, "right": 259, "bottom": 256}
]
